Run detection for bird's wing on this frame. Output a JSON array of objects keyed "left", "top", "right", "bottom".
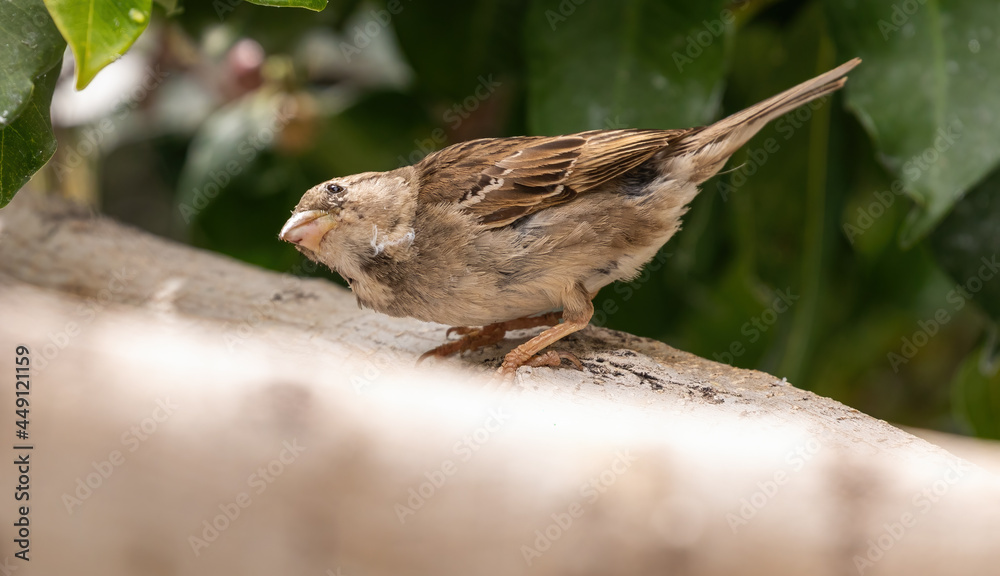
[{"left": 416, "top": 129, "right": 686, "bottom": 228}]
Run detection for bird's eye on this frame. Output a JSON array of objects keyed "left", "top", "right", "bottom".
[{"left": 325, "top": 183, "right": 344, "bottom": 195}]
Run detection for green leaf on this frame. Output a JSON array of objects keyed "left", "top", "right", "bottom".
[
  {"left": 826, "top": 0, "right": 1000, "bottom": 246},
  {"left": 0, "top": 0, "right": 66, "bottom": 127},
  {"left": 930, "top": 164, "right": 1000, "bottom": 322},
  {"left": 43, "top": 0, "right": 152, "bottom": 89},
  {"left": 0, "top": 62, "right": 61, "bottom": 208},
  {"left": 951, "top": 334, "right": 1000, "bottom": 439},
  {"left": 243, "top": 0, "right": 327, "bottom": 11},
  {"left": 526, "top": 0, "right": 731, "bottom": 134}
]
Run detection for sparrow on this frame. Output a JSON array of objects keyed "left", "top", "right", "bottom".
[{"left": 280, "top": 58, "right": 861, "bottom": 377}]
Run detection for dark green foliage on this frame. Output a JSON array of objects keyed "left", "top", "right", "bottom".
[{"left": 3, "top": 0, "right": 1000, "bottom": 436}]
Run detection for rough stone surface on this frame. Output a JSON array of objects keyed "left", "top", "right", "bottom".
[{"left": 1, "top": 193, "right": 999, "bottom": 575}]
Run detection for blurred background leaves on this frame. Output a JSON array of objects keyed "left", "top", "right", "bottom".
[
  {"left": 826, "top": 0, "right": 1000, "bottom": 246},
  {"left": 3, "top": 0, "right": 1000, "bottom": 438},
  {"left": 526, "top": 0, "right": 731, "bottom": 133}
]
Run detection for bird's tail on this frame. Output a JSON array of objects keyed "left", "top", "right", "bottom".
[{"left": 674, "top": 57, "right": 861, "bottom": 183}]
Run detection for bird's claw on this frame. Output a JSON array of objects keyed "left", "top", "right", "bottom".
[
  {"left": 446, "top": 326, "right": 474, "bottom": 338},
  {"left": 497, "top": 349, "right": 584, "bottom": 376},
  {"left": 418, "top": 324, "right": 505, "bottom": 365}
]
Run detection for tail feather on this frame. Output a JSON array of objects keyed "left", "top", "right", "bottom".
[{"left": 675, "top": 57, "right": 861, "bottom": 183}]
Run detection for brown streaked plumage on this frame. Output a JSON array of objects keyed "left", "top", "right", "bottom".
[{"left": 280, "top": 58, "right": 861, "bottom": 377}]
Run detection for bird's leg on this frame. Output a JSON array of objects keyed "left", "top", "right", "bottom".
[
  {"left": 445, "top": 311, "right": 562, "bottom": 338},
  {"left": 417, "top": 311, "right": 562, "bottom": 364},
  {"left": 498, "top": 283, "right": 593, "bottom": 377}
]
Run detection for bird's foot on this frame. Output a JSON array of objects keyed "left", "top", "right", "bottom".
[
  {"left": 417, "top": 324, "right": 506, "bottom": 364},
  {"left": 417, "top": 312, "right": 563, "bottom": 365},
  {"left": 497, "top": 349, "right": 584, "bottom": 378}
]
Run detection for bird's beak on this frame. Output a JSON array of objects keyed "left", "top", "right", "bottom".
[{"left": 279, "top": 210, "right": 337, "bottom": 253}]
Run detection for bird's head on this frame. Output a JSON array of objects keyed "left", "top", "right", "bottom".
[{"left": 279, "top": 167, "right": 418, "bottom": 277}]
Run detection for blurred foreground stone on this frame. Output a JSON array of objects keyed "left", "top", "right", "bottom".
[{"left": 1, "top": 194, "right": 999, "bottom": 576}]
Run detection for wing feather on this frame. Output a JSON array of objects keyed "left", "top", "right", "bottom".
[{"left": 416, "top": 129, "right": 688, "bottom": 228}]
